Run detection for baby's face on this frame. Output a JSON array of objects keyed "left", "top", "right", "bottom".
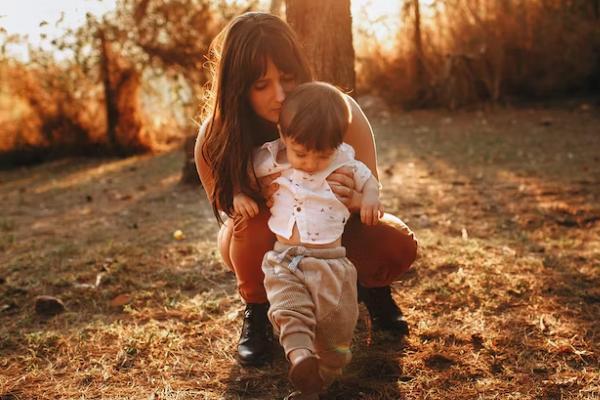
[{"left": 282, "top": 137, "right": 336, "bottom": 174}]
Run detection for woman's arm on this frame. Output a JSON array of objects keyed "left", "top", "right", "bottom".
[
  {"left": 344, "top": 95, "right": 379, "bottom": 180},
  {"left": 194, "top": 121, "right": 216, "bottom": 201},
  {"left": 327, "top": 95, "right": 379, "bottom": 212}
]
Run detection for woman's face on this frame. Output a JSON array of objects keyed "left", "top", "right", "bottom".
[{"left": 249, "top": 58, "right": 297, "bottom": 124}]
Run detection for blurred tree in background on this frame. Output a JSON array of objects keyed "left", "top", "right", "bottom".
[
  {"left": 0, "top": 0, "right": 598, "bottom": 169},
  {"left": 0, "top": 0, "right": 254, "bottom": 167},
  {"left": 286, "top": 0, "right": 356, "bottom": 93},
  {"left": 357, "top": 0, "right": 600, "bottom": 108}
]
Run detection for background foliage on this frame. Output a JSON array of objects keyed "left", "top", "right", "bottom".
[{"left": 0, "top": 0, "right": 598, "bottom": 164}]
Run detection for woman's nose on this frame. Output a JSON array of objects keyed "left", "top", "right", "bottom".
[{"left": 274, "top": 81, "right": 285, "bottom": 102}]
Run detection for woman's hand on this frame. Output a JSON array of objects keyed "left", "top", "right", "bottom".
[
  {"left": 258, "top": 172, "right": 281, "bottom": 208},
  {"left": 233, "top": 193, "right": 259, "bottom": 219},
  {"left": 327, "top": 166, "right": 361, "bottom": 212}
]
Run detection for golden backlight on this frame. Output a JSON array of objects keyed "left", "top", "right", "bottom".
[
  {"left": 0, "top": 0, "right": 438, "bottom": 60},
  {"left": 352, "top": 0, "right": 438, "bottom": 52}
]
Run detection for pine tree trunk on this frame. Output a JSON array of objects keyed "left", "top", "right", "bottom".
[{"left": 286, "top": 0, "right": 356, "bottom": 94}]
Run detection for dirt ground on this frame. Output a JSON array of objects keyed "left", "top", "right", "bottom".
[{"left": 1, "top": 104, "right": 598, "bottom": 399}]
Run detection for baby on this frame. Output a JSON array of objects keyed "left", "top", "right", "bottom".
[{"left": 233, "top": 82, "right": 383, "bottom": 397}]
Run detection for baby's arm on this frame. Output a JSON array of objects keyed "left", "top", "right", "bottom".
[
  {"left": 233, "top": 154, "right": 261, "bottom": 220},
  {"left": 233, "top": 191, "right": 259, "bottom": 219},
  {"left": 347, "top": 158, "right": 383, "bottom": 225},
  {"left": 360, "top": 176, "right": 384, "bottom": 226}
]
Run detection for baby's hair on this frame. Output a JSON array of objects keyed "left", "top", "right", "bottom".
[{"left": 279, "top": 81, "right": 351, "bottom": 151}]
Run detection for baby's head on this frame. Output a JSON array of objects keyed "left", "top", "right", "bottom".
[{"left": 278, "top": 81, "right": 351, "bottom": 173}]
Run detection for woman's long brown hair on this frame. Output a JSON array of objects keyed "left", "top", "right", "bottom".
[{"left": 201, "top": 12, "right": 312, "bottom": 223}]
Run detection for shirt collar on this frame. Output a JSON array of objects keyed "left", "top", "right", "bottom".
[{"left": 260, "top": 139, "right": 285, "bottom": 162}]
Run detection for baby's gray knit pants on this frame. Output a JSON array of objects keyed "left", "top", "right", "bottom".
[{"left": 262, "top": 241, "right": 359, "bottom": 386}]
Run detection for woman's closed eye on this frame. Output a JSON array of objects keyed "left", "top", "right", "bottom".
[{"left": 253, "top": 80, "right": 268, "bottom": 90}]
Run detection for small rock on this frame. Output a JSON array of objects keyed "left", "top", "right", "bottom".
[
  {"left": 173, "top": 230, "right": 185, "bottom": 241},
  {"left": 532, "top": 365, "right": 548, "bottom": 374},
  {"left": 0, "top": 276, "right": 5, "bottom": 285},
  {"left": 502, "top": 246, "right": 516, "bottom": 256},
  {"left": 384, "top": 165, "right": 394, "bottom": 177},
  {"left": 461, "top": 227, "right": 469, "bottom": 240},
  {"left": 471, "top": 333, "right": 484, "bottom": 350},
  {"left": 1, "top": 301, "right": 19, "bottom": 314},
  {"left": 6, "top": 286, "right": 27, "bottom": 296},
  {"left": 425, "top": 354, "right": 454, "bottom": 370},
  {"left": 543, "top": 255, "right": 561, "bottom": 269},
  {"left": 34, "top": 295, "right": 66, "bottom": 317},
  {"left": 528, "top": 243, "right": 545, "bottom": 253},
  {"left": 417, "top": 215, "right": 432, "bottom": 228}
]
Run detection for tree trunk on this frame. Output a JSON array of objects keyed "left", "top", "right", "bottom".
[
  {"left": 98, "top": 28, "right": 149, "bottom": 155},
  {"left": 286, "top": 0, "right": 356, "bottom": 94},
  {"left": 98, "top": 28, "right": 119, "bottom": 152},
  {"left": 412, "top": 0, "right": 428, "bottom": 103}
]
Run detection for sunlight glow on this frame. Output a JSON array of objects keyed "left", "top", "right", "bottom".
[
  {"left": 0, "top": 0, "right": 438, "bottom": 60},
  {"left": 352, "top": 0, "right": 438, "bottom": 53},
  {"left": 0, "top": 0, "right": 116, "bottom": 61}
]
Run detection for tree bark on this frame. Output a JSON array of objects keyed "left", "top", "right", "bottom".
[
  {"left": 286, "top": 0, "right": 356, "bottom": 94},
  {"left": 412, "top": 0, "right": 426, "bottom": 100},
  {"left": 98, "top": 28, "right": 148, "bottom": 155},
  {"left": 98, "top": 28, "right": 119, "bottom": 152}
]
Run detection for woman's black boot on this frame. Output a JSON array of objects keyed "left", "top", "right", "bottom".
[
  {"left": 237, "top": 303, "right": 273, "bottom": 366},
  {"left": 358, "top": 285, "right": 410, "bottom": 335}
]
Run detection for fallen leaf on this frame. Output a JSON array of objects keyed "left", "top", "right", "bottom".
[{"left": 110, "top": 294, "right": 131, "bottom": 307}]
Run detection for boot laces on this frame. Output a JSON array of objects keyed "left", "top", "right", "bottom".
[{"left": 242, "top": 304, "right": 268, "bottom": 336}]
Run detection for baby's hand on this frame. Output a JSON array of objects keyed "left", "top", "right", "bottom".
[
  {"left": 360, "top": 192, "right": 384, "bottom": 226},
  {"left": 233, "top": 193, "right": 259, "bottom": 220}
]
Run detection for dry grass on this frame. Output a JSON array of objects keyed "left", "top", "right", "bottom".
[{"left": 1, "top": 103, "right": 598, "bottom": 399}]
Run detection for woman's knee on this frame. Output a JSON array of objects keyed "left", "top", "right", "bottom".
[
  {"left": 217, "top": 220, "right": 234, "bottom": 269},
  {"left": 346, "top": 213, "right": 418, "bottom": 285},
  {"left": 380, "top": 213, "right": 418, "bottom": 271}
]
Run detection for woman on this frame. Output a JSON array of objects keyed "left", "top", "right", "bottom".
[{"left": 194, "top": 12, "right": 417, "bottom": 367}]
